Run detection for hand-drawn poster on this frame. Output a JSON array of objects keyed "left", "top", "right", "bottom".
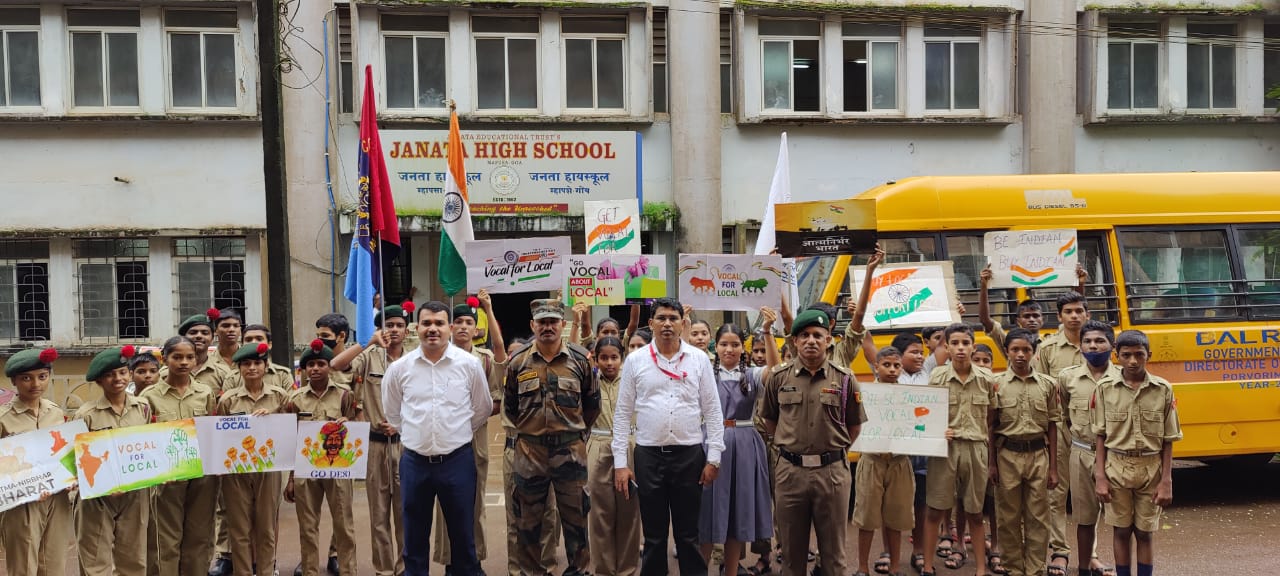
[
  {"left": 564, "top": 254, "right": 668, "bottom": 306},
  {"left": 465, "top": 236, "right": 571, "bottom": 294},
  {"left": 774, "top": 198, "right": 877, "bottom": 258},
  {"left": 74, "top": 419, "right": 203, "bottom": 499},
  {"left": 849, "top": 261, "right": 961, "bottom": 329},
  {"left": 983, "top": 229, "right": 1079, "bottom": 288},
  {"left": 295, "top": 421, "right": 371, "bottom": 480},
  {"left": 678, "top": 254, "right": 785, "bottom": 312},
  {"left": 584, "top": 200, "right": 641, "bottom": 255},
  {"left": 0, "top": 420, "right": 88, "bottom": 512},
  {"left": 194, "top": 414, "right": 297, "bottom": 476},
  {"left": 851, "top": 383, "right": 949, "bottom": 458}
]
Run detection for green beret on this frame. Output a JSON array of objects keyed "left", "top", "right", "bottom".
[
  {"left": 791, "top": 309, "right": 831, "bottom": 337},
  {"left": 375, "top": 301, "right": 415, "bottom": 327},
  {"left": 299, "top": 339, "right": 335, "bottom": 366},
  {"left": 452, "top": 304, "right": 476, "bottom": 321},
  {"left": 87, "top": 346, "right": 136, "bottom": 382},
  {"left": 179, "top": 307, "right": 221, "bottom": 335},
  {"left": 233, "top": 343, "right": 271, "bottom": 363},
  {"left": 5, "top": 348, "right": 58, "bottom": 378}
]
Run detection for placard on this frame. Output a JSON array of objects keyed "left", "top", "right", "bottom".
[
  {"left": 849, "top": 261, "right": 961, "bottom": 329},
  {"left": 565, "top": 254, "right": 669, "bottom": 306},
  {"left": 295, "top": 421, "right": 371, "bottom": 480},
  {"left": 677, "top": 254, "right": 785, "bottom": 312},
  {"left": 194, "top": 414, "right": 297, "bottom": 476},
  {"left": 774, "top": 198, "right": 877, "bottom": 257},
  {"left": 465, "top": 236, "right": 571, "bottom": 294},
  {"left": 74, "top": 419, "right": 204, "bottom": 499},
  {"left": 983, "top": 229, "right": 1079, "bottom": 288},
  {"left": 851, "top": 383, "right": 950, "bottom": 457},
  {"left": 0, "top": 420, "right": 87, "bottom": 512},
  {"left": 584, "top": 200, "right": 641, "bottom": 255}
]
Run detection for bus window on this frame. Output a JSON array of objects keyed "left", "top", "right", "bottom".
[
  {"left": 816, "top": 235, "right": 938, "bottom": 324},
  {"left": 1119, "top": 228, "right": 1237, "bottom": 322},
  {"left": 1236, "top": 228, "right": 1280, "bottom": 319},
  {"left": 944, "top": 233, "right": 1002, "bottom": 324},
  {"left": 1028, "top": 233, "right": 1119, "bottom": 326}
]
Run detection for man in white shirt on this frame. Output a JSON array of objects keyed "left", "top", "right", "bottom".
[
  {"left": 613, "top": 297, "right": 725, "bottom": 576},
  {"left": 382, "top": 300, "right": 493, "bottom": 576}
]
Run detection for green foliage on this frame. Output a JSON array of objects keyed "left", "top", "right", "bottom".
[{"left": 642, "top": 201, "right": 680, "bottom": 229}]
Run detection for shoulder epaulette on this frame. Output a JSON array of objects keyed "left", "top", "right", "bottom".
[
  {"left": 830, "top": 362, "right": 854, "bottom": 376},
  {"left": 771, "top": 363, "right": 790, "bottom": 375},
  {"left": 566, "top": 342, "right": 591, "bottom": 362}
]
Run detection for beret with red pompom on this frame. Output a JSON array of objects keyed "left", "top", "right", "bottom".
[
  {"left": 375, "top": 301, "right": 415, "bottom": 327},
  {"left": 232, "top": 342, "right": 271, "bottom": 364},
  {"left": 300, "top": 338, "right": 335, "bottom": 366},
  {"left": 5, "top": 347, "right": 58, "bottom": 378},
  {"left": 178, "top": 308, "right": 220, "bottom": 336},
  {"left": 86, "top": 346, "right": 133, "bottom": 382}
]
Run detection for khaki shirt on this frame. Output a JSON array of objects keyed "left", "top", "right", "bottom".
[
  {"left": 161, "top": 356, "right": 232, "bottom": 395},
  {"left": 596, "top": 375, "right": 621, "bottom": 432},
  {"left": 285, "top": 381, "right": 358, "bottom": 422},
  {"left": 1033, "top": 331, "right": 1084, "bottom": 383},
  {"left": 467, "top": 345, "right": 503, "bottom": 401},
  {"left": 139, "top": 379, "right": 217, "bottom": 422},
  {"left": 350, "top": 345, "right": 405, "bottom": 427},
  {"left": 988, "top": 320, "right": 1008, "bottom": 353},
  {"left": 1058, "top": 363, "right": 1122, "bottom": 445},
  {"left": 329, "top": 365, "right": 354, "bottom": 389},
  {"left": 223, "top": 362, "right": 294, "bottom": 392},
  {"left": 504, "top": 343, "right": 599, "bottom": 435},
  {"left": 760, "top": 360, "right": 868, "bottom": 454},
  {"left": 76, "top": 394, "right": 151, "bottom": 432},
  {"left": 929, "top": 364, "right": 996, "bottom": 442},
  {"left": 217, "top": 384, "right": 289, "bottom": 416},
  {"left": 1091, "top": 372, "right": 1182, "bottom": 453},
  {"left": 833, "top": 324, "right": 867, "bottom": 371},
  {"left": 0, "top": 398, "right": 64, "bottom": 437},
  {"left": 993, "top": 370, "right": 1061, "bottom": 440}
]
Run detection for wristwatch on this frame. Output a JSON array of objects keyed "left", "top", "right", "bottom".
[{"left": 708, "top": 460, "right": 720, "bottom": 469}]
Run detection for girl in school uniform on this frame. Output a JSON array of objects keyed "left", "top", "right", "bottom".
[{"left": 585, "top": 337, "right": 642, "bottom": 576}]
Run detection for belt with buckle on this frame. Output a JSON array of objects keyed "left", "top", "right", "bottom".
[
  {"left": 1110, "top": 448, "right": 1161, "bottom": 457},
  {"left": 369, "top": 431, "right": 401, "bottom": 444},
  {"left": 590, "top": 428, "right": 613, "bottom": 437},
  {"left": 518, "top": 431, "right": 585, "bottom": 447},
  {"left": 504, "top": 436, "right": 516, "bottom": 450},
  {"left": 778, "top": 448, "right": 844, "bottom": 468},
  {"left": 1000, "top": 437, "right": 1047, "bottom": 453},
  {"left": 723, "top": 420, "right": 755, "bottom": 429},
  {"left": 1071, "top": 437, "right": 1095, "bottom": 452}
]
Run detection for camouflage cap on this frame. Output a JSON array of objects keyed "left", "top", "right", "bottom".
[{"left": 530, "top": 299, "right": 565, "bottom": 321}]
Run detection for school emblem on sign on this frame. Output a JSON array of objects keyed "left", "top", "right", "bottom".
[
  {"left": 442, "top": 192, "right": 464, "bottom": 223},
  {"left": 490, "top": 166, "right": 519, "bottom": 195}
]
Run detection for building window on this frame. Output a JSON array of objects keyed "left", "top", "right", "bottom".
[
  {"left": 563, "top": 17, "right": 626, "bottom": 111},
  {"left": 73, "top": 239, "right": 148, "bottom": 340},
  {"left": 759, "top": 19, "right": 820, "bottom": 112},
  {"left": 336, "top": 3, "right": 354, "bottom": 114},
  {"left": 653, "top": 9, "right": 667, "bottom": 113},
  {"left": 1267, "top": 23, "right": 1280, "bottom": 109},
  {"left": 383, "top": 14, "right": 447, "bottom": 111},
  {"left": 1186, "top": 23, "right": 1236, "bottom": 110},
  {"left": 0, "top": 239, "right": 50, "bottom": 342},
  {"left": 165, "top": 10, "right": 239, "bottom": 110},
  {"left": 1106, "top": 22, "right": 1160, "bottom": 111},
  {"left": 924, "top": 24, "right": 980, "bottom": 111},
  {"left": 473, "top": 17, "right": 539, "bottom": 110},
  {"left": 68, "top": 9, "right": 140, "bottom": 109},
  {"left": 0, "top": 8, "right": 41, "bottom": 108},
  {"left": 720, "top": 11, "right": 732, "bottom": 114},
  {"left": 173, "top": 237, "right": 246, "bottom": 325},
  {"left": 843, "top": 22, "right": 900, "bottom": 112}
]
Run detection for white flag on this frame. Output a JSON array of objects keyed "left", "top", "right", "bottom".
[{"left": 755, "top": 132, "right": 791, "bottom": 256}]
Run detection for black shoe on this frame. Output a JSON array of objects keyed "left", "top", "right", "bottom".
[
  {"left": 294, "top": 563, "right": 303, "bottom": 576},
  {"left": 326, "top": 557, "right": 340, "bottom": 576},
  {"left": 209, "top": 558, "right": 233, "bottom": 576}
]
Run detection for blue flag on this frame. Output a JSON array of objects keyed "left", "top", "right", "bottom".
[{"left": 343, "top": 234, "right": 376, "bottom": 346}]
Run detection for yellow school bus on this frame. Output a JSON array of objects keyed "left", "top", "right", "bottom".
[{"left": 807, "top": 171, "right": 1280, "bottom": 464}]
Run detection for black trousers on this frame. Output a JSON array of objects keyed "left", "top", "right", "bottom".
[{"left": 634, "top": 444, "right": 708, "bottom": 576}]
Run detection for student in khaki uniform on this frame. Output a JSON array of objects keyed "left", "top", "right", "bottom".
[
  {"left": 217, "top": 343, "right": 290, "bottom": 576},
  {"left": 169, "top": 310, "right": 234, "bottom": 395},
  {"left": 316, "top": 313, "right": 355, "bottom": 390},
  {"left": 990, "top": 328, "right": 1061, "bottom": 576},
  {"left": 140, "top": 336, "right": 220, "bottom": 576},
  {"left": 759, "top": 309, "right": 867, "bottom": 576},
  {"left": 853, "top": 347, "right": 914, "bottom": 576},
  {"left": 330, "top": 302, "right": 414, "bottom": 576},
  {"left": 1092, "top": 330, "right": 1180, "bottom": 576},
  {"left": 242, "top": 324, "right": 299, "bottom": 390},
  {"left": 77, "top": 346, "right": 153, "bottom": 576},
  {"left": 126, "top": 350, "right": 163, "bottom": 576},
  {"left": 0, "top": 348, "right": 73, "bottom": 576},
  {"left": 922, "top": 324, "right": 996, "bottom": 576},
  {"left": 283, "top": 340, "right": 359, "bottom": 576},
  {"left": 213, "top": 308, "right": 245, "bottom": 370},
  {"left": 978, "top": 263, "right": 1086, "bottom": 352},
  {"left": 1034, "top": 290, "right": 1090, "bottom": 576},
  {"left": 586, "top": 336, "right": 642, "bottom": 576},
  {"left": 1059, "top": 320, "right": 1122, "bottom": 576}
]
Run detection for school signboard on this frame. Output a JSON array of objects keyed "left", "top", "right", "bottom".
[{"left": 0, "top": 420, "right": 87, "bottom": 512}]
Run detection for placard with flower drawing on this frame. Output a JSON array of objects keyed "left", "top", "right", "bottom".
[{"left": 194, "top": 414, "right": 297, "bottom": 475}]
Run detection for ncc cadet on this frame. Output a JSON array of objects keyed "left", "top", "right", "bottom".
[
  {"left": 990, "top": 328, "right": 1061, "bottom": 576},
  {"left": 169, "top": 309, "right": 234, "bottom": 395},
  {"left": 431, "top": 291, "right": 506, "bottom": 572},
  {"left": 316, "top": 313, "right": 355, "bottom": 389},
  {"left": 330, "top": 301, "right": 414, "bottom": 576},
  {"left": 283, "top": 340, "right": 359, "bottom": 576},
  {"left": 213, "top": 309, "right": 245, "bottom": 370},
  {"left": 78, "top": 345, "right": 153, "bottom": 576},
  {"left": 760, "top": 308, "right": 866, "bottom": 576},
  {"left": 242, "top": 324, "right": 299, "bottom": 390},
  {"left": 141, "top": 336, "right": 220, "bottom": 576},
  {"left": 921, "top": 324, "right": 996, "bottom": 576},
  {"left": 218, "top": 342, "right": 290, "bottom": 576},
  {"left": 1034, "top": 290, "right": 1090, "bottom": 576},
  {"left": 0, "top": 348, "right": 72, "bottom": 576},
  {"left": 505, "top": 299, "right": 599, "bottom": 576},
  {"left": 1092, "top": 330, "right": 1180, "bottom": 576}
]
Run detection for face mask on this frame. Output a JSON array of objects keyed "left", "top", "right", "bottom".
[
  {"left": 1083, "top": 350, "right": 1111, "bottom": 367},
  {"left": 319, "top": 338, "right": 339, "bottom": 350}
]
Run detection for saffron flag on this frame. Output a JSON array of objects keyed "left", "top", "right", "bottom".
[
  {"left": 438, "top": 108, "right": 475, "bottom": 296},
  {"left": 344, "top": 65, "right": 401, "bottom": 344}
]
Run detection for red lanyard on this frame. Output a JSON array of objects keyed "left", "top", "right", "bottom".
[{"left": 649, "top": 344, "right": 687, "bottom": 381}]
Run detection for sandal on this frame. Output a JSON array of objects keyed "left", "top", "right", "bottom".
[
  {"left": 1047, "top": 553, "right": 1069, "bottom": 576},
  {"left": 747, "top": 559, "right": 773, "bottom": 576},
  {"left": 874, "top": 553, "right": 892, "bottom": 575},
  {"left": 1087, "top": 562, "right": 1117, "bottom": 576},
  {"left": 944, "top": 552, "right": 966, "bottom": 570},
  {"left": 911, "top": 553, "right": 926, "bottom": 575},
  {"left": 808, "top": 550, "right": 818, "bottom": 563},
  {"left": 986, "top": 552, "right": 1008, "bottom": 576},
  {"left": 935, "top": 536, "right": 955, "bottom": 559}
]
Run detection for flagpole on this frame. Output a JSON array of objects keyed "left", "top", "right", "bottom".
[{"left": 378, "top": 242, "right": 388, "bottom": 366}]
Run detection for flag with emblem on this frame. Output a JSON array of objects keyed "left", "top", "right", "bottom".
[{"left": 438, "top": 106, "right": 474, "bottom": 296}]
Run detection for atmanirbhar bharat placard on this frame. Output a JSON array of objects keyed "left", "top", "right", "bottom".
[
  {"left": 983, "top": 229, "right": 1079, "bottom": 288},
  {"left": 0, "top": 420, "right": 87, "bottom": 512},
  {"left": 774, "top": 199, "right": 877, "bottom": 258},
  {"left": 851, "top": 383, "right": 949, "bottom": 458}
]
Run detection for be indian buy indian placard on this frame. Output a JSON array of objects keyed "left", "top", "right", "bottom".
[
  {"left": 850, "top": 383, "right": 949, "bottom": 458},
  {"left": 983, "top": 229, "right": 1079, "bottom": 289},
  {"left": 74, "top": 419, "right": 204, "bottom": 500},
  {"left": 678, "top": 254, "right": 785, "bottom": 312},
  {"left": 848, "top": 261, "right": 961, "bottom": 329},
  {"left": 0, "top": 420, "right": 87, "bottom": 512}
]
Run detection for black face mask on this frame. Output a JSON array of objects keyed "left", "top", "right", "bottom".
[
  {"left": 1083, "top": 350, "right": 1112, "bottom": 367},
  {"left": 319, "top": 338, "right": 339, "bottom": 350}
]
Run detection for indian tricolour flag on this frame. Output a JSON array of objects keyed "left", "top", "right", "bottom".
[{"left": 438, "top": 108, "right": 474, "bottom": 296}]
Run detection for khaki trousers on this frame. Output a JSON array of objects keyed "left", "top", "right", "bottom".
[
  {"left": 1047, "top": 427, "right": 1071, "bottom": 557},
  {"left": 994, "top": 447, "right": 1050, "bottom": 576},
  {"left": 78, "top": 490, "right": 150, "bottom": 576},
  {"left": 775, "top": 459, "right": 851, "bottom": 576},
  {"left": 586, "top": 433, "right": 640, "bottom": 576},
  {"left": 433, "top": 422, "right": 489, "bottom": 564},
  {"left": 0, "top": 492, "right": 72, "bottom": 576},
  {"left": 295, "top": 478, "right": 357, "bottom": 576},
  {"left": 154, "top": 476, "right": 220, "bottom": 576},
  {"left": 368, "top": 438, "right": 406, "bottom": 576},
  {"left": 223, "top": 472, "right": 284, "bottom": 576},
  {"left": 503, "top": 435, "right": 560, "bottom": 576}
]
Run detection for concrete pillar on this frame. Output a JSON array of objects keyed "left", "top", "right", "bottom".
[
  {"left": 1023, "top": 1, "right": 1076, "bottom": 174},
  {"left": 668, "top": 0, "right": 722, "bottom": 254}
]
